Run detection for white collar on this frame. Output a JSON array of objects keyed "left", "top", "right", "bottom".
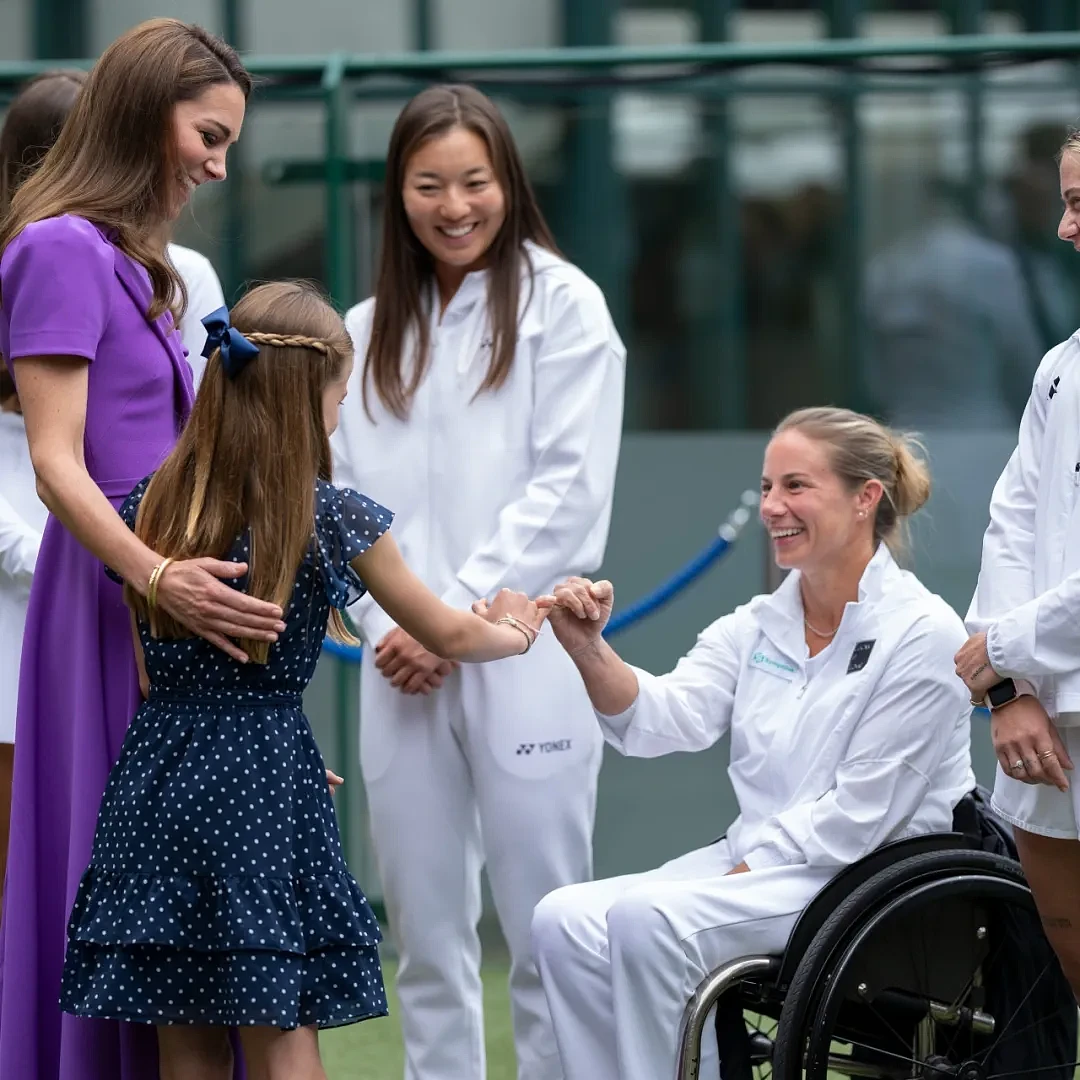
[{"left": 751, "top": 544, "right": 903, "bottom": 659}]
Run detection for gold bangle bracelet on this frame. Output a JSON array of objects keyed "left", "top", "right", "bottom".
[
  {"left": 147, "top": 557, "right": 175, "bottom": 611},
  {"left": 496, "top": 616, "right": 533, "bottom": 654},
  {"left": 501, "top": 614, "right": 539, "bottom": 645}
]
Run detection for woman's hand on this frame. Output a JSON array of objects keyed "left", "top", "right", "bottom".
[
  {"left": 376, "top": 627, "right": 458, "bottom": 695},
  {"left": 153, "top": 558, "right": 287, "bottom": 663},
  {"left": 954, "top": 632, "right": 1000, "bottom": 697},
  {"left": 326, "top": 769, "right": 344, "bottom": 796},
  {"left": 992, "top": 696, "right": 1073, "bottom": 791},
  {"left": 544, "top": 577, "right": 614, "bottom": 659}
]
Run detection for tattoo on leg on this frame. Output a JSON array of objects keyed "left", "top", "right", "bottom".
[{"left": 1042, "top": 915, "right": 1074, "bottom": 929}]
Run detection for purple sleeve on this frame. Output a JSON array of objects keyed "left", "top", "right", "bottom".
[{"left": 1, "top": 215, "right": 112, "bottom": 362}]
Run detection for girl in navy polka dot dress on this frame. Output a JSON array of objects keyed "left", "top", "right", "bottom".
[{"left": 59, "top": 281, "right": 548, "bottom": 1079}]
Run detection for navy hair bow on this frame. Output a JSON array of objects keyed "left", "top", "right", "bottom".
[{"left": 201, "top": 306, "right": 259, "bottom": 379}]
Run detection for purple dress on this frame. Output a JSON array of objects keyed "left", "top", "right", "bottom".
[{"left": 0, "top": 214, "right": 207, "bottom": 1079}]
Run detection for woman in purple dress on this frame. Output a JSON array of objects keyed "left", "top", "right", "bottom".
[{"left": 0, "top": 19, "right": 284, "bottom": 1080}]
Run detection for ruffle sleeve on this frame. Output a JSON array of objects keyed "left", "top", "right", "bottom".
[{"left": 314, "top": 480, "right": 393, "bottom": 610}]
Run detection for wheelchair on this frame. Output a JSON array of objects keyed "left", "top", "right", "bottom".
[{"left": 675, "top": 802, "right": 1079, "bottom": 1080}]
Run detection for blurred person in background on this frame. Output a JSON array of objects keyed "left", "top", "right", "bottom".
[
  {"left": 332, "top": 84, "right": 625, "bottom": 1080},
  {"left": 864, "top": 178, "right": 1042, "bottom": 430}
]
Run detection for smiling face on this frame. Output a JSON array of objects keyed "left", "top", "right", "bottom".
[
  {"left": 401, "top": 125, "right": 507, "bottom": 276},
  {"left": 167, "top": 81, "right": 246, "bottom": 219},
  {"left": 760, "top": 429, "right": 881, "bottom": 572},
  {"left": 1059, "top": 149, "right": 1080, "bottom": 251}
]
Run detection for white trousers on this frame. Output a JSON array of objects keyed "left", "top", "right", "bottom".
[
  {"left": 531, "top": 839, "right": 836, "bottom": 1080},
  {"left": 360, "top": 628, "right": 604, "bottom": 1080}
]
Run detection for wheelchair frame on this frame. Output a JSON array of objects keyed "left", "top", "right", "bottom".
[{"left": 673, "top": 832, "right": 1065, "bottom": 1080}]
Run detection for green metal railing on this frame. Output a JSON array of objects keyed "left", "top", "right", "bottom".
[{"left": 6, "top": 28, "right": 1080, "bottom": 315}]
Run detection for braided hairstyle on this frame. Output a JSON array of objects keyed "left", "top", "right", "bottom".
[
  {"left": 243, "top": 332, "right": 330, "bottom": 354},
  {"left": 128, "top": 281, "right": 355, "bottom": 660}
]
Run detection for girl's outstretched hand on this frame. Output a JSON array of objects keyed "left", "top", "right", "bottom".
[
  {"left": 470, "top": 588, "right": 551, "bottom": 656},
  {"left": 541, "top": 577, "right": 614, "bottom": 659},
  {"left": 326, "top": 769, "right": 344, "bottom": 796},
  {"left": 472, "top": 587, "right": 550, "bottom": 634}
]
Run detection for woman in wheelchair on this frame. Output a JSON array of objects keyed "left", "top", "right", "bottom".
[{"left": 530, "top": 406, "right": 976, "bottom": 1080}]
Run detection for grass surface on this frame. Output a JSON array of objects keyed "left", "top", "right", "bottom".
[{"left": 321, "top": 959, "right": 517, "bottom": 1079}]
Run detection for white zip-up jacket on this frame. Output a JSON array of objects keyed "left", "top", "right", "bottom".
[
  {"left": 0, "top": 410, "right": 48, "bottom": 743},
  {"left": 332, "top": 242, "right": 626, "bottom": 645},
  {"left": 600, "top": 545, "right": 975, "bottom": 869},
  {"left": 966, "top": 333, "right": 1080, "bottom": 719},
  {"left": 167, "top": 243, "right": 225, "bottom": 389}
]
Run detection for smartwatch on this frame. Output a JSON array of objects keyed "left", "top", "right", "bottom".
[{"left": 985, "top": 678, "right": 1018, "bottom": 711}]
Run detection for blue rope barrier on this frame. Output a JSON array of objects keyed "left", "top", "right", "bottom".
[
  {"left": 602, "top": 492, "right": 758, "bottom": 637},
  {"left": 321, "top": 489, "right": 760, "bottom": 665}
]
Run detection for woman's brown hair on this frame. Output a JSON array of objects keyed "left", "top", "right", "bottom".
[
  {"left": 364, "top": 84, "right": 559, "bottom": 420},
  {"left": 0, "top": 68, "right": 87, "bottom": 213},
  {"left": 0, "top": 18, "right": 250, "bottom": 324},
  {"left": 775, "top": 406, "right": 932, "bottom": 559},
  {"left": 0, "top": 69, "right": 88, "bottom": 407},
  {"left": 125, "top": 281, "right": 355, "bottom": 662}
]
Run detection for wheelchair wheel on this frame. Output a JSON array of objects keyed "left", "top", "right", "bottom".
[{"left": 771, "top": 849, "right": 1078, "bottom": 1080}]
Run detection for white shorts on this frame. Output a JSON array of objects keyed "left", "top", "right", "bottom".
[{"left": 992, "top": 724, "right": 1080, "bottom": 840}]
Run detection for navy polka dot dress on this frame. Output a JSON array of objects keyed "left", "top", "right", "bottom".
[{"left": 60, "top": 477, "right": 393, "bottom": 1030}]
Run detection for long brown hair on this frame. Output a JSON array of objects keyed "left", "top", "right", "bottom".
[
  {"left": 364, "top": 84, "right": 559, "bottom": 420},
  {"left": 0, "top": 69, "right": 88, "bottom": 407},
  {"left": 126, "top": 281, "right": 354, "bottom": 663},
  {"left": 0, "top": 19, "right": 250, "bottom": 323}
]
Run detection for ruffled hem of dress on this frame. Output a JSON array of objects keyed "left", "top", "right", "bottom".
[
  {"left": 66, "top": 867, "right": 382, "bottom": 953},
  {"left": 61, "top": 939, "right": 388, "bottom": 1030}
]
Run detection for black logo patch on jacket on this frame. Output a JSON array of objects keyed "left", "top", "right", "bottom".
[{"left": 847, "top": 640, "right": 875, "bottom": 674}]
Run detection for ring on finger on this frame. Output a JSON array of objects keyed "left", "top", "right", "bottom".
[
  {"left": 1011, "top": 759, "right": 1026, "bottom": 771},
  {"left": 1037, "top": 748, "right": 1057, "bottom": 760}
]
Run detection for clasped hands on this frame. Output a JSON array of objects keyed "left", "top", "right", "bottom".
[
  {"left": 953, "top": 631, "right": 1072, "bottom": 791},
  {"left": 374, "top": 577, "right": 618, "bottom": 696}
]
